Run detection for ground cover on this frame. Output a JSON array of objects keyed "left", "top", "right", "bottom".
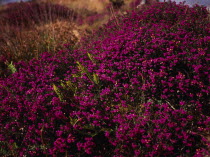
[{"left": 0, "top": 1, "right": 209, "bottom": 156}]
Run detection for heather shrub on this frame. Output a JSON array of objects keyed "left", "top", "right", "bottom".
[
  {"left": 0, "top": 52, "right": 78, "bottom": 156},
  {"left": 0, "top": 51, "right": 115, "bottom": 156},
  {"left": 68, "top": 2, "right": 210, "bottom": 156},
  {"left": 0, "top": 2, "right": 210, "bottom": 156}
]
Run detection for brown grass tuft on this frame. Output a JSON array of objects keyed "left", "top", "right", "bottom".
[{"left": 0, "top": 20, "right": 79, "bottom": 62}]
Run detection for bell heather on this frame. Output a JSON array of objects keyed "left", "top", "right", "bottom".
[{"left": 0, "top": 2, "right": 209, "bottom": 156}]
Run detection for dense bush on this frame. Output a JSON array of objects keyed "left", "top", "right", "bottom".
[
  {"left": 0, "top": 52, "right": 78, "bottom": 156},
  {"left": 0, "top": 2, "right": 209, "bottom": 156}
]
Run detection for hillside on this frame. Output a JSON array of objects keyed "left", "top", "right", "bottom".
[{"left": 0, "top": 1, "right": 209, "bottom": 156}]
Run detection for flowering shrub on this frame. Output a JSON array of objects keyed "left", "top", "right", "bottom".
[
  {"left": 0, "top": 2, "right": 209, "bottom": 156},
  {"left": 69, "top": 2, "right": 210, "bottom": 156},
  {"left": 0, "top": 52, "right": 76, "bottom": 156}
]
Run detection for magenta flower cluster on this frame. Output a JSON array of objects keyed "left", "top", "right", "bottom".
[{"left": 0, "top": 2, "right": 209, "bottom": 156}]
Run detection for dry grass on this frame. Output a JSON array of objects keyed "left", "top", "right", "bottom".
[
  {"left": 0, "top": 20, "right": 79, "bottom": 62},
  {"left": 0, "top": 1, "right": 80, "bottom": 63},
  {"left": 40, "top": 0, "right": 140, "bottom": 12},
  {"left": 40, "top": 0, "right": 110, "bottom": 13}
]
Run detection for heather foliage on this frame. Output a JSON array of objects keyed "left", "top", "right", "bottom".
[
  {"left": 0, "top": 2, "right": 210, "bottom": 156},
  {"left": 0, "top": 52, "right": 78, "bottom": 156}
]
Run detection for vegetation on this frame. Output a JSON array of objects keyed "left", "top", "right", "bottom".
[
  {"left": 0, "top": 0, "right": 209, "bottom": 156},
  {"left": 0, "top": 1, "right": 78, "bottom": 64}
]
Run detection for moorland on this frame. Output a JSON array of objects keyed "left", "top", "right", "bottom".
[{"left": 0, "top": 0, "right": 209, "bottom": 156}]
